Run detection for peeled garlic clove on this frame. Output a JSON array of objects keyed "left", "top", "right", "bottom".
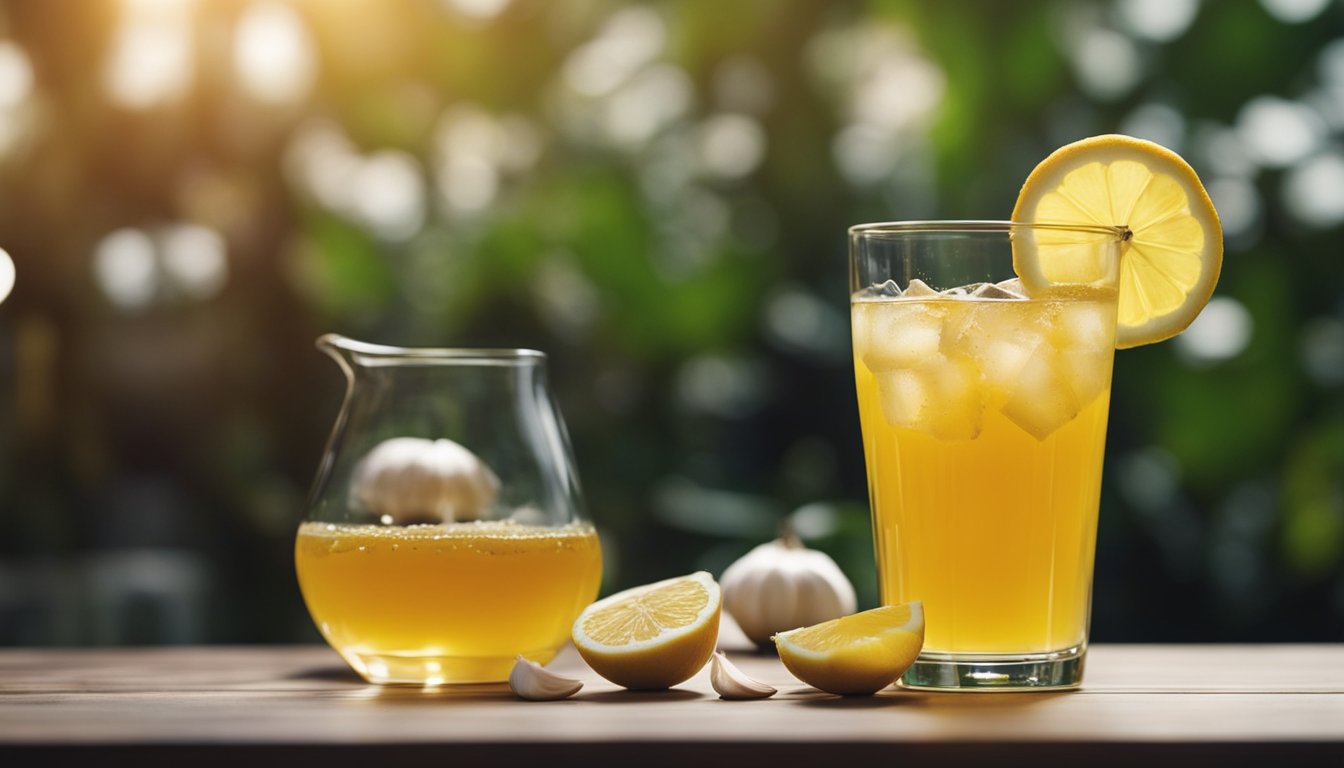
[
  {"left": 710, "top": 651, "right": 776, "bottom": 700},
  {"left": 509, "top": 656, "right": 583, "bottom": 701}
]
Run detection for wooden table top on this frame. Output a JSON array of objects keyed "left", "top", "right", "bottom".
[{"left": 2, "top": 644, "right": 1341, "bottom": 766}]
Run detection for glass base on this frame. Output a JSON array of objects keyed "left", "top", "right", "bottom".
[
  {"left": 341, "top": 648, "right": 537, "bottom": 685},
  {"left": 899, "top": 645, "right": 1086, "bottom": 691}
]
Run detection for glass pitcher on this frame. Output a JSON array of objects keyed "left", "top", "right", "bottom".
[{"left": 295, "top": 335, "right": 602, "bottom": 685}]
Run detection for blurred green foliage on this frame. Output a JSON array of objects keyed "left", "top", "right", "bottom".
[{"left": 0, "top": 0, "right": 1341, "bottom": 644}]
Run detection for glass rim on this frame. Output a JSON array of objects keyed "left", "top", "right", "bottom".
[
  {"left": 848, "top": 220, "right": 1128, "bottom": 239},
  {"left": 317, "top": 334, "right": 546, "bottom": 363}
]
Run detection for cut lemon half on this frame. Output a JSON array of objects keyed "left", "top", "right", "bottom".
[
  {"left": 571, "top": 571, "right": 721, "bottom": 690},
  {"left": 772, "top": 602, "right": 924, "bottom": 696},
  {"left": 1012, "top": 134, "right": 1223, "bottom": 349}
]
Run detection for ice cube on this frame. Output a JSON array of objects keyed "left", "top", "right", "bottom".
[
  {"left": 922, "top": 355, "right": 985, "bottom": 440},
  {"left": 1001, "top": 346, "right": 1081, "bottom": 440},
  {"left": 994, "top": 278, "right": 1028, "bottom": 298},
  {"left": 856, "top": 279, "right": 903, "bottom": 299},
  {"left": 1052, "top": 301, "right": 1115, "bottom": 352},
  {"left": 875, "top": 369, "right": 928, "bottom": 430},
  {"left": 854, "top": 301, "right": 944, "bottom": 372},
  {"left": 940, "top": 304, "right": 981, "bottom": 354},
  {"left": 971, "top": 282, "right": 1022, "bottom": 300},
  {"left": 903, "top": 278, "right": 938, "bottom": 297},
  {"left": 943, "top": 301, "right": 1044, "bottom": 387},
  {"left": 977, "top": 335, "right": 1040, "bottom": 388},
  {"left": 942, "top": 286, "right": 968, "bottom": 297},
  {"left": 1057, "top": 348, "right": 1112, "bottom": 408}
]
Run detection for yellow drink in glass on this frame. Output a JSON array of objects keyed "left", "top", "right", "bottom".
[
  {"left": 853, "top": 289, "right": 1116, "bottom": 654},
  {"left": 849, "top": 221, "right": 1122, "bottom": 690},
  {"left": 295, "top": 520, "right": 602, "bottom": 684}
]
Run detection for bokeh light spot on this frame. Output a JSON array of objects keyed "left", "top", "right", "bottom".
[
  {"left": 351, "top": 151, "right": 426, "bottom": 241},
  {"left": 1321, "top": 38, "right": 1344, "bottom": 86},
  {"left": 696, "top": 114, "right": 766, "bottom": 179},
  {"left": 1117, "top": 447, "right": 1181, "bottom": 512},
  {"left": 811, "top": 24, "right": 943, "bottom": 187},
  {"left": 603, "top": 64, "right": 692, "bottom": 149},
  {"left": 234, "top": 1, "right": 317, "bottom": 106},
  {"left": 532, "top": 256, "right": 599, "bottom": 341},
  {"left": 1175, "top": 296, "right": 1254, "bottom": 365},
  {"left": 104, "top": 0, "right": 194, "bottom": 109},
  {"left": 764, "top": 286, "right": 848, "bottom": 359},
  {"left": 1236, "top": 95, "right": 1324, "bottom": 168},
  {"left": 833, "top": 123, "right": 898, "bottom": 186},
  {"left": 1206, "top": 177, "right": 1262, "bottom": 241},
  {"left": 1282, "top": 150, "right": 1344, "bottom": 228},
  {"left": 0, "top": 41, "right": 34, "bottom": 109},
  {"left": 790, "top": 503, "right": 839, "bottom": 540},
  {"left": 439, "top": 154, "right": 497, "bottom": 216},
  {"left": 1068, "top": 27, "right": 1141, "bottom": 101},
  {"left": 1193, "top": 122, "right": 1257, "bottom": 177},
  {"left": 434, "top": 104, "right": 517, "bottom": 216},
  {"left": 160, "top": 224, "right": 228, "bottom": 299},
  {"left": 562, "top": 7, "right": 665, "bottom": 98},
  {"left": 0, "top": 247, "right": 14, "bottom": 304},
  {"left": 440, "top": 0, "right": 510, "bottom": 21},
  {"left": 93, "top": 229, "right": 158, "bottom": 309},
  {"left": 284, "top": 119, "right": 360, "bottom": 210},
  {"left": 852, "top": 45, "right": 944, "bottom": 132},
  {"left": 1120, "top": 102, "right": 1186, "bottom": 152},
  {"left": 676, "top": 355, "right": 767, "bottom": 418},
  {"left": 1116, "top": 0, "right": 1200, "bottom": 43},
  {"left": 1260, "top": 0, "right": 1330, "bottom": 23}
]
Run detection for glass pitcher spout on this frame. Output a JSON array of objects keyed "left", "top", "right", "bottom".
[
  {"left": 315, "top": 333, "right": 358, "bottom": 388},
  {"left": 316, "top": 333, "right": 548, "bottom": 371}
]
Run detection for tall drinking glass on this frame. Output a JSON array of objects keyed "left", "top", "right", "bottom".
[{"left": 849, "top": 221, "right": 1123, "bottom": 690}]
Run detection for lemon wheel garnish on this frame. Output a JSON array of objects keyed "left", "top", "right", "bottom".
[
  {"left": 772, "top": 602, "right": 924, "bottom": 696},
  {"left": 571, "top": 571, "right": 721, "bottom": 690},
  {"left": 1012, "top": 134, "right": 1223, "bottom": 349}
]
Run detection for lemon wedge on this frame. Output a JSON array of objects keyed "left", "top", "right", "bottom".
[
  {"left": 1012, "top": 134, "right": 1223, "bottom": 349},
  {"left": 773, "top": 602, "right": 924, "bottom": 696},
  {"left": 571, "top": 571, "right": 721, "bottom": 690}
]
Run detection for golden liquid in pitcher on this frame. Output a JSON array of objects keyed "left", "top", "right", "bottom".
[{"left": 295, "top": 520, "right": 602, "bottom": 684}]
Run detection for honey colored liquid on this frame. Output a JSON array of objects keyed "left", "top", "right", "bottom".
[
  {"left": 295, "top": 521, "right": 602, "bottom": 683},
  {"left": 852, "top": 289, "right": 1116, "bottom": 654}
]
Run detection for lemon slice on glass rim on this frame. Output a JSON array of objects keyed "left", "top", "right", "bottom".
[{"left": 1011, "top": 134, "right": 1223, "bottom": 349}]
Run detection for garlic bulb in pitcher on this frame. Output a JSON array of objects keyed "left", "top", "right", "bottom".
[
  {"left": 720, "top": 529, "right": 857, "bottom": 648},
  {"left": 352, "top": 437, "right": 499, "bottom": 523}
]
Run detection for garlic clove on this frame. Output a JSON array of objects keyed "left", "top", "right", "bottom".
[
  {"left": 710, "top": 651, "right": 776, "bottom": 700},
  {"left": 508, "top": 655, "right": 584, "bottom": 701}
]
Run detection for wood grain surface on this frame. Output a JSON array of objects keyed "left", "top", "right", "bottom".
[{"left": 1, "top": 644, "right": 1341, "bottom": 766}]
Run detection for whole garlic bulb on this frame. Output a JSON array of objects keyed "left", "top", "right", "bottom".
[
  {"left": 352, "top": 437, "right": 499, "bottom": 524},
  {"left": 720, "top": 527, "right": 857, "bottom": 648}
]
